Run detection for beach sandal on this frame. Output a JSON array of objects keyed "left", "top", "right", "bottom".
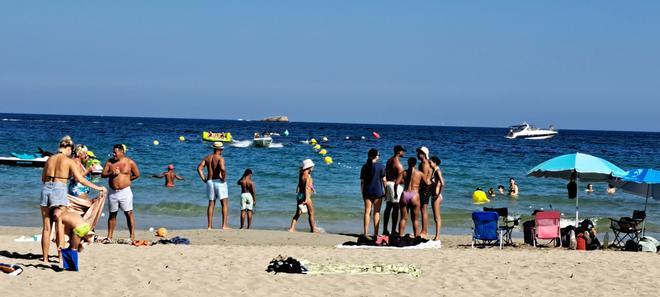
[
  {"left": 0, "top": 263, "right": 24, "bottom": 276},
  {"left": 99, "top": 237, "right": 113, "bottom": 244}
]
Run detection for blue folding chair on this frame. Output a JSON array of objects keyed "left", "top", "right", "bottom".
[{"left": 472, "top": 211, "right": 502, "bottom": 249}]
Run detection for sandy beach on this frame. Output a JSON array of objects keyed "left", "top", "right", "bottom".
[{"left": 1, "top": 227, "right": 658, "bottom": 297}]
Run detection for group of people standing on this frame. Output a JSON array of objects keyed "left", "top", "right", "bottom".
[
  {"left": 40, "top": 136, "right": 140, "bottom": 262},
  {"left": 38, "top": 137, "right": 445, "bottom": 263},
  {"left": 360, "top": 145, "right": 445, "bottom": 241}
]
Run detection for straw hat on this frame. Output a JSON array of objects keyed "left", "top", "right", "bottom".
[
  {"left": 212, "top": 142, "right": 224, "bottom": 150},
  {"left": 301, "top": 159, "right": 315, "bottom": 170},
  {"left": 155, "top": 227, "right": 168, "bottom": 237}
]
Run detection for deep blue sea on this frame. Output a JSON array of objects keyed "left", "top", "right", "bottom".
[{"left": 1, "top": 113, "right": 658, "bottom": 237}]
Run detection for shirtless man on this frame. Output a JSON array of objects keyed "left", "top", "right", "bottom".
[
  {"left": 416, "top": 146, "right": 433, "bottom": 238},
  {"left": 382, "top": 145, "right": 406, "bottom": 235},
  {"left": 40, "top": 136, "right": 106, "bottom": 262},
  {"left": 399, "top": 158, "right": 423, "bottom": 237},
  {"left": 101, "top": 144, "right": 140, "bottom": 242},
  {"left": 237, "top": 169, "right": 256, "bottom": 229},
  {"left": 197, "top": 142, "right": 230, "bottom": 229},
  {"left": 153, "top": 164, "right": 184, "bottom": 187}
]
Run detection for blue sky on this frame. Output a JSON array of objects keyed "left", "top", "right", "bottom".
[{"left": 1, "top": 1, "right": 659, "bottom": 131}]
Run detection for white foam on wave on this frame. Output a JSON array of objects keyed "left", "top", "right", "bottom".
[
  {"left": 230, "top": 140, "right": 252, "bottom": 148},
  {"left": 270, "top": 143, "right": 284, "bottom": 148},
  {"left": 2, "top": 118, "right": 21, "bottom": 122}
]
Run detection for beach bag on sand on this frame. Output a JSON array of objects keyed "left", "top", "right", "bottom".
[
  {"left": 375, "top": 235, "right": 389, "bottom": 246},
  {"left": 624, "top": 240, "right": 641, "bottom": 252},
  {"left": 523, "top": 220, "right": 535, "bottom": 245},
  {"left": 266, "top": 256, "right": 308, "bottom": 274},
  {"left": 639, "top": 237, "right": 659, "bottom": 253},
  {"left": 61, "top": 248, "right": 79, "bottom": 271}
]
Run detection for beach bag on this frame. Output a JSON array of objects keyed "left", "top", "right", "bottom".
[
  {"left": 561, "top": 226, "right": 575, "bottom": 247},
  {"left": 523, "top": 220, "right": 535, "bottom": 245},
  {"left": 375, "top": 235, "right": 389, "bottom": 246},
  {"left": 576, "top": 234, "right": 586, "bottom": 250},
  {"left": 61, "top": 248, "right": 79, "bottom": 271},
  {"left": 639, "top": 237, "right": 659, "bottom": 253},
  {"left": 567, "top": 172, "right": 577, "bottom": 199},
  {"left": 624, "top": 240, "right": 641, "bottom": 252}
]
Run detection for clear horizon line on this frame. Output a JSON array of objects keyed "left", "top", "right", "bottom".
[{"left": 1, "top": 111, "right": 658, "bottom": 134}]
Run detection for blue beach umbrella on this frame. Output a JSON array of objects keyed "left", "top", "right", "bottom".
[
  {"left": 528, "top": 152, "right": 627, "bottom": 225},
  {"left": 611, "top": 169, "right": 660, "bottom": 236}
]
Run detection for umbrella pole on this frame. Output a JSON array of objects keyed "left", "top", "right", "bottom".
[
  {"left": 575, "top": 178, "right": 580, "bottom": 226},
  {"left": 642, "top": 185, "right": 650, "bottom": 237}
]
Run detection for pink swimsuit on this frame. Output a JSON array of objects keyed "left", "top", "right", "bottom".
[{"left": 402, "top": 191, "right": 415, "bottom": 205}]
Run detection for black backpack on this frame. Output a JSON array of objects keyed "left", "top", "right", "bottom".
[{"left": 624, "top": 240, "right": 641, "bottom": 252}]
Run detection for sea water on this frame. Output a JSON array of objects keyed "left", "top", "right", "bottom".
[{"left": 1, "top": 113, "right": 658, "bottom": 236}]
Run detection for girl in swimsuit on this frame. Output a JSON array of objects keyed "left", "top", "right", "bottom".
[
  {"left": 429, "top": 156, "right": 445, "bottom": 241},
  {"left": 398, "top": 158, "right": 422, "bottom": 237},
  {"left": 288, "top": 159, "right": 319, "bottom": 233}
]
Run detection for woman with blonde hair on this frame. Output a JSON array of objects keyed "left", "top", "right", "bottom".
[
  {"left": 40, "top": 136, "right": 106, "bottom": 262},
  {"left": 69, "top": 144, "right": 95, "bottom": 198}
]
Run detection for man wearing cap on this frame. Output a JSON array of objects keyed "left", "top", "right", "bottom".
[
  {"left": 153, "top": 164, "right": 184, "bottom": 187},
  {"left": 197, "top": 142, "right": 230, "bottom": 230},
  {"left": 382, "top": 145, "right": 406, "bottom": 235},
  {"left": 416, "top": 146, "right": 433, "bottom": 238},
  {"left": 101, "top": 144, "right": 140, "bottom": 242}
]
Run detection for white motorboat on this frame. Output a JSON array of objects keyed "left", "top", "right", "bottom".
[
  {"left": 253, "top": 133, "right": 273, "bottom": 148},
  {"left": 506, "top": 122, "right": 558, "bottom": 140}
]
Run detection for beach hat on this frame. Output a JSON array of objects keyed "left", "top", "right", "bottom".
[
  {"left": 167, "top": 164, "right": 174, "bottom": 170},
  {"left": 394, "top": 145, "right": 406, "bottom": 153},
  {"left": 212, "top": 142, "right": 224, "bottom": 150},
  {"left": 301, "top": 159, "right": 315, "bottom": 170},
  {"left": 417, "top": 146, "right": 430, "bottom": 159},
  {"left": 87, "top": 151, "right": 97, "bottom": 158},
  {"left": 155, "top": 227, "right": 168, "bottom": 237}
]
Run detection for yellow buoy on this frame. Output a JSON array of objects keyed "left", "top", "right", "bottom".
[
  {"left": 179, "top": 136, "right": 185, "bottom": 142},
  {"left": 310, "top": 138, "right": 317, "bottom": 145},
  {"left": 153, "top": 140, "right": 159, "bottom": 146},
  {"left": 313, "top": 144, "right": 321, "bottom": 150},
  {"left": 324, "top": 156, "right": 333, "bottom": 165},
  {"left": 319, "top": 149, "right": 327, "bottom": 155}
]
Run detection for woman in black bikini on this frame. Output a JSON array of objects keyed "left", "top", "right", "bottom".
[{"left": 429, "top": 156, "right": 445, "bottom": 241}]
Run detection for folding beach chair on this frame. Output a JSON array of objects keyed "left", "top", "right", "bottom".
[
  {"left": 472, "top": 211, "right": 502, "bottom": 249},
  {"left": 609, "top": 210, "right": 645, "bottom": 247},
  {"left": 483, "top": 207, "right": 519, "bottom": 245},
  {"left": 533, "top": 211, "right": 561, "bottom": 247}
]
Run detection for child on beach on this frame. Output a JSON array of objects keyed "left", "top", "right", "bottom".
[
  {"left": 237, "top": 169, "right": 256, "bottom": 229},
  {"left": 57, "top": 208, "right": 94, "bottom": 252}
]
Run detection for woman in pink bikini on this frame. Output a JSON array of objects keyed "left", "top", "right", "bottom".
[
  {"left": 398, "top": 157, "right": 422, "bottom": 237},
  {"left": 288, "top": 159, "right": 319, "bottom": 233}
]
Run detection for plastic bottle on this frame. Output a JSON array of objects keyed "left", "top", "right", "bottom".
[{"left": 603, "top": 232, "right": 609, "bottom": 250}]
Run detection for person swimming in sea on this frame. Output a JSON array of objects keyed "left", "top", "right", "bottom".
[
  {"left": 497, "top": 185, "right": 505, "bottom": 195},
  {"left": 153, "top": 164, "right": 184, "bottom": 187},
  {"left": 586, "top": 183, "right": 594, "bottom": 193},
  {"left": 398, "top": 158, "right": 422, "bottom": 238},
  {"left": 508, "top": 177, "right": 519, "bottom": 197}
]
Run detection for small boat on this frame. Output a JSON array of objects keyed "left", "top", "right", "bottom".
[
  {"left": 253, "top": 133, "right": 273, "bottom": 148},
  {"left": 0, "top": 152, "right": 48, "bottom": 167},
  {"left": 506, "top": 122, "right": 558, "bottom": 140},
  {"left": 202, "top": 131, "right": 233, "bottom": 142}
]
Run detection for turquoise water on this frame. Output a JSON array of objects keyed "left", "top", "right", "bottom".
[{"left": 1, "top": 113, "right": 658, "bottom": 236}]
